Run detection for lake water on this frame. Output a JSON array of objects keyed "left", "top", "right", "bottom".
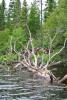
[{"left": 0, "top": 65, "right": 67, "bottom": 100}]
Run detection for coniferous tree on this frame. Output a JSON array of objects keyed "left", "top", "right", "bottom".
[
  {"left": 0, "top": 4, "right": 3, "bottom": 30},
  {"left": 20, "top": 0, "right": 28, "bottom": 35},
  {"left": 44, "top": 0, "right": 56, "bottom": 21},
  {"left": 28, "top": 0, "right": 40, "bottom": 38},
  {"left": 2, "top": 0, "right": 5, "bottom": 13},
  {"left": 0, "top": 0, "right": 5, "bottom": 30},
  {"left": 7, "top": 0, "right": 15, "bottom": 30},
  {"left": 14, "top": 0, "right": 21, "bottom": 27}
]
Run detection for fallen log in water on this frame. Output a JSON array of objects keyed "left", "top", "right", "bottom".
[
  {"left": 58, "top": 75, "right": 67, "bottom": 84},
  {"left": 11, "top": 25, "right": 67, "bottom": 86}
]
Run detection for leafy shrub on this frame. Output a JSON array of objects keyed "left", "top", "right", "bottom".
[
  {"left": 12, "top": 27, "right": 27, "bottom": 50},
  {"left": 0, "top": 29, "right": 10, "bottom": 54},
  {"left": 0, "top": 53, "right": 17, "bottom": 62}
]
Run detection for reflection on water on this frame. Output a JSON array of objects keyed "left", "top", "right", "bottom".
[{"left": 0, "top": 65, "right": 67, "bottom": 100}]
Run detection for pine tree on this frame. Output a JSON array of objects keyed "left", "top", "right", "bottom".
[
  {"left": 47, "top": 0, "right": 56, "bottom": 12},
  {"left": 44, "top": 0, "right": 56, "bottom": 21},
  {"left": 0, "top": 0, "right": 5, "bottom": 30},
  {"left": 20, "top": 0, "right": 28, "bottom": 35},
  {"left": 14, "top": 0, "right": 21, "bottom": 27},
  {"left": 7, "top": 0, "right": 15, "bottom": 30},
  {"left": 2, "top": 0, "right": 5, "bottom": 13},
  {"left": 28, "top": 0, "right": 40, "bottom": 38},
  {"left": 0, "top": 4, "right": 3, "bottom": 30}
]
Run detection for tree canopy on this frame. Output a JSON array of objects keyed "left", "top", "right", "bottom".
[{"left": 0, "top": 0, "right": 67, "bottom": 63}]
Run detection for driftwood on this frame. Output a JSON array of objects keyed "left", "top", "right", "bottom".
[
  {"left": 12, "top": 25, "right": 67, "bottom": 84},
  {"left": 58, "top": 75, "right": 67, "bottom": 83}
]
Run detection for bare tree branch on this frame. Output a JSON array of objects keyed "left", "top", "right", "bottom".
[
  {"left": 26, "top": 24, "right": 38, "bottom": 68},
  {"left": 50, "top": 38, "right": 67, "bottom": 60},
  {"left": 42, "top": 38, "right": 67, "bottom": 69}
]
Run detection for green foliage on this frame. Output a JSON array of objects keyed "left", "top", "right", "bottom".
[
  {"left": 14, "top": 0, "right": 21, "bottom": 27},
  {"left": 7, "top": 0, "right": 15, "bottom": 29},
  {"left": 44, "top": 0, "right": 56, "bottom": 21},
  {"left": 28, "top": 0, "right": 40, "bottom": 38},
  {"left": 64, "top": 32, "right": 67, "bottom": 38},
  {"left": 0, "top": 29, "right": 10, "bottom": 53},
  {"left": 0, "top": 53, "right": 17, "bottom": 62},
  {"left": 0, "top": 0, "right": 5, "bottom": 30},
  {"left": 51, "top": 48, "right": 63, "bottom": 61},
  {"left": 42, "top": 48, "right": 62, "bottom": 63},
  {"left": 44, "top": 0, "right": 67, "bottom": 49},
  {"left": 0, "top": 0, "right": 67, "bottom": 64},
  {"left": 45, "top": 0, "right": 67, "bottom": 33},
  {"left": 0, "top": 27, "right": 27, "bottom": 54},
  {"left": 20, "top": 0, "right": 28, "bottom": 36},
  {"left": 12, "top": 27, "right": 27, "bottom": 50}
]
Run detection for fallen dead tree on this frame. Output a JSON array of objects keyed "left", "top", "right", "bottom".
[
  {"left": 13, "top": 25, "right": 67, "bottom": 83},
  {"left": 58, "top": 75, "right": 67, "bottom": 83}
]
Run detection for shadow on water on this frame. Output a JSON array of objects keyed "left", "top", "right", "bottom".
[{"left": 0, "top": 64, "right": 67, "bottom": 100}]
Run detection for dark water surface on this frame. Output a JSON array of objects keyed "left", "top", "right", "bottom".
[{"left": 0, "top": 65, "right": 67, "bottom": 100}]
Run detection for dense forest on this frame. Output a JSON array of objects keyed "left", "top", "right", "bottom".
[{"left": 0, "top": 0, "right": 67, "bottom": 64}]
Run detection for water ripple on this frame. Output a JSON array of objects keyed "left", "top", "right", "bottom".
[{"left": 0, "top": 68, "right": 67, "bottom": 100}]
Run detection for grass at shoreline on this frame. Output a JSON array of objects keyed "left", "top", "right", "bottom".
[{"left": 0, "top": 53, "right": 18, "bottom": 63}]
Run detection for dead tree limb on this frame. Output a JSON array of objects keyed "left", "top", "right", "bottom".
[{"left": 42, "top": 38, "right": 67, "bottom": 69}]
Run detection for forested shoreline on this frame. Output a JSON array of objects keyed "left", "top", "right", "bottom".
[
  {"left": 0, "top": 0, "right": 67, "bottom": 65},
  {"left": 0, "top": 1, "right": 67, "bottom": 99}
]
